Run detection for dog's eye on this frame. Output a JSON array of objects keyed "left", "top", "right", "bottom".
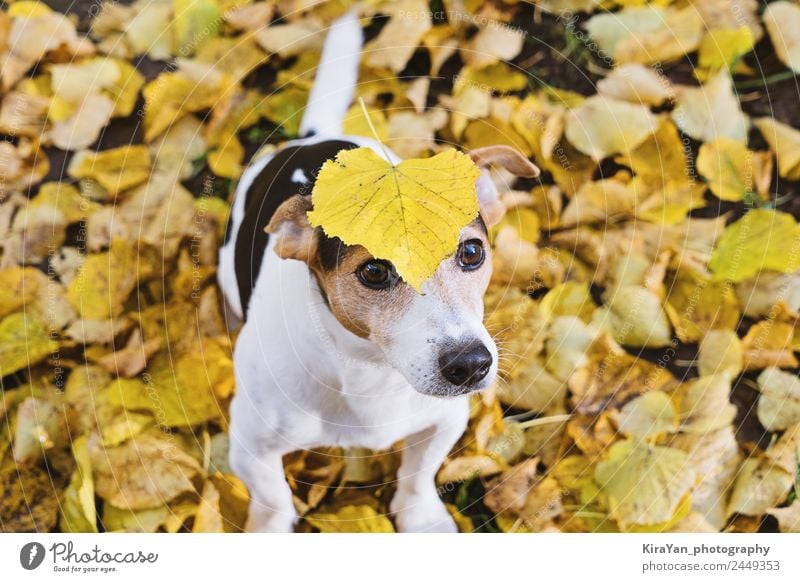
[
  {"left": 356, "top": 260, "right": 395, "bottom": 289},
  {"left": 457, "top": 239, "right": 485, "bottom": 270}
]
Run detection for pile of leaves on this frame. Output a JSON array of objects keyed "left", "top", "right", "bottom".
[{"left": 1, "top": 0, "right": 800, "bottom": 533}]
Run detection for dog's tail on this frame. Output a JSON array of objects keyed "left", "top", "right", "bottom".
[{"left": 299, "top": 10, "right": 363, "bottom": 138}]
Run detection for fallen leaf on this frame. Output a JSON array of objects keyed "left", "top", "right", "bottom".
[
  {"left": 614, "top": 391, "right": 677, "bottom": 439},
  {"left": 68, "top": 145, "right": 152, "bottom": 195},
  {"left": 696, "top": 27, "right": 755, "bottom": 81},
  {"left": 754, "top": 116, "right": 800, "bottom": 180},
  {"left": 48, "top": 93, "right": 115, "bottom": 151},
  {"left": 363, "top": 0, "right": 432, "bottom": 72},
  {"left": 89, "top": 431, "right": 201, "bottom": 511},
  {"left": 565, "top": 95, "right": 659, "bottom": 161},
  {"left": 597, "top": 63, "right": 672, "bottom": 106},
  {"left": 173, "top": 0, "right": 221, "bottom": 56},
  {"left": 757, "top": 367, "right": 800, "bottom": 431},
  {"left": 595, "top": 438, "right": 695, "bottom": 529},
  {"left": 305, "top": 505, "right": 395, "bottom": 533},
  {"left": 696, "top": 138, "right": 769, "bottom": 202},
  {"left": 67, "top": 239, "right": 137, "bottom": 319},
  {"left": 462, "top": 24, "right": 524, "bottom": 68},
  {"left": 0, "top": 313, "right": 56, "bottom": 377},
  {"left": 763, "top": 1, "right": 800, "bottom": 73},
  {"left": 59, "top": 436, "right": 98, "bottom": 532},
  {"left": 709, "top": 209, "right": 800, "bottom": 282},
  {"left": 671, "top": 71, "right": 748, "bottom": 143},
  {"left": 697, "top": 329, "right": 743, "bottom": 377},
  {"left": 675, "top": 373, "right": 738, "bottom": 435}
]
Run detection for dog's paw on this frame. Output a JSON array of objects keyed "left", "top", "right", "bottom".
[
  {"left": 245, "top": 507, "right": 297, "bottom": 533},
  {"left": 392, "top": 496, "right": 458, "bottom": 533}
]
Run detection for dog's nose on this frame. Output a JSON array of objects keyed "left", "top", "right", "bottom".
[{"left": 438, "top": 342, "right": 493, "bottom": 388}]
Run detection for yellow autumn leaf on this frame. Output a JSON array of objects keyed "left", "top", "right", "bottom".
[
  {"left": 757, "top": 367, "right": 800, "bottom": 431},
  {"left": 454, "top": 62, "right": 528, "bottom": 94},
  {"left": 664, "top": 268, "right": 740, "bottom": 343},
  {"left": 107, "top": 346, "right": 227, "bottom": 427},
  {"left": 585, "top": 6, "right": 703, "bottom": 65},
  {"left": 754, "top": 116, "right": 800, "bottom": 180},
  {"left": 697, "top": 329, "right": 743, "bottom": 377},
  {"left": 89, "top": 431, "right": 201, "bottom": 511},
  {"left": 593, "top": 286, "right": 672, "bottom": 348},
  {"left": 671, "top": 71, "right": 748, "bottom": 143},
  {"left": 594, "top": 438, "right": 695, "bottom": 529},
  {"left": 68, "top": 145, "right": 152, "bottom": 194},
  {"left": 102, "top": 499, "right": 198, "bottom": 533},
  {"left": 49, "top": 57, "right": 120, "bottom": 104},
  {"left": 696, "top": 27, "right": 755, "bottom": 81},
  {"left": 614, "top": 391, "right": 677, "bottom": 439},
  {"left": 67, "top": 239, "right": 137, "bottom": 319},
  {"left": 305, "top": 505, "right": 395, "bottom": 533},
  {"left": 0, "top": 312, "right": 56, "bottom": 377},
  {"left": 674, "top": 373, "right": 738, "bottom": 434},
  {"left": 343, "top": 105, "right": 389, "bottom": 142},
  {"left": 308, "top": 147, "right": 481, "bottom": 291},
  {"left": 763, "top": 1, "right": 800, "bottom": 73},
  {"left": 596, "top": 63, "right": 672, "bottom": 106},
  {"left": 0, "top": 266, "right": 40, "bottom": 318},
  {"left": 696, "top": 138, "right": 758, "bottom": 202},
  {"left": 727, "top": 458, "right": 794, "bottom": 516},
  {"left": 142, "top": 71, "right": 226, "bottom": 142},
  {"left": 539, "top": 281, "right": 596, "bottom": 323},
  {"left": 207, "top": 138, "right": 244, "bottom": 179},
  {"left": 709, "top": 209, "right": 800, "bottom": 282},
  {"left": 564, "top": 95, "right": 659, "bottom": 161},
  {"left": 105, "top": 59, "right": 145, "bottom": 117},
  {"left": 59, "top": 436, "right": 98, "bottom": 532},
  {"left": 363, "top": 0, "right": 431, "bottom": 73},
  {"left": 7, "top": 1, "right": 53, "bottom": 17},
  {"left": 173, "top": 0, "right": 221, "bottom": 56}
]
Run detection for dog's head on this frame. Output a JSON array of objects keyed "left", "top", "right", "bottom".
[{"left": 267, "top": 145, "right": 539, "bottom": 397}]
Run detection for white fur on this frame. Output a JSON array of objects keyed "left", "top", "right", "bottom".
[{"left": 219, "top": 13, "right": 500, "bottom": 533}]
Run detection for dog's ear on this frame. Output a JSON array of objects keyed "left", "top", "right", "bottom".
[
  {"left": 469, "top": 145, "right": 540, "bottom": 178},
  {"left": 265, "top": 194, "right": 317, "bottom": 262},
  {"left": 469, "top": 146, "right": 540, "bottom": 227}
]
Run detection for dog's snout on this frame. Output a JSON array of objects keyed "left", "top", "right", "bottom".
[{"left": 438, "top": 342, "right": 493, "bottom": 388}]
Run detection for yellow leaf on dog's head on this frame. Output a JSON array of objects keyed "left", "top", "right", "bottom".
[{"left": 308, "top": 148, "right": 481, "bottom": 291}]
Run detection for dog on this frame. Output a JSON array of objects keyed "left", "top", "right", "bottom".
[{"left": 218, "top": 11, "right": 540, "bottom": 532}]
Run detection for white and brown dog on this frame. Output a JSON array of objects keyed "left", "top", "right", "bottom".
[{"left": 219, "top": 12, "right": 539, "bottom": 532}]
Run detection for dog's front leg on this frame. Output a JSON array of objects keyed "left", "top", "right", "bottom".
[
  {"left": 230, "top": 445, "right": 297, "bottom": 533},
  {"left": 390, "top": 402, "right": 469, "bottom": 533}
]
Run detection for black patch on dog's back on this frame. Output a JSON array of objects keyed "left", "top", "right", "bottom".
[{"left": 234, "top": 139, "right": 357, "bottom": 316}]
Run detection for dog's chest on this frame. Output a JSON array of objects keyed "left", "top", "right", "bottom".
[{"left": 318, "top": 366, "right": 452, "bottom": 449}]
